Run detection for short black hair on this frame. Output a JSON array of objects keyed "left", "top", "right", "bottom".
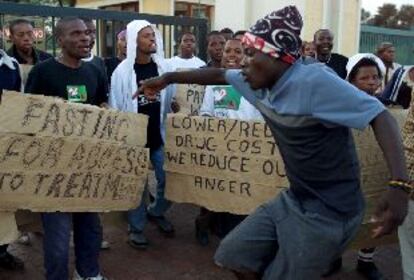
[
  {"left": 9, "top": 19, "right": 33, "bottom": 34},
  {"left": 220, "top": 28, "right": 233, "bottom": 34},
  {"left": 207, "top": 30, "right": 225, "bottom": 42},
  {"left": 55, "top": 17, "right": 82, "bottom": 38},
  {"left": 233, "top": 30, "right": 246, "bottom": 38},
  {"left": 178, "top": 31, "right": 195, "bottom": 43},
  {"left": 313, "top": 29, "right": 333, "bottom": 41},
  {"left": 376, "top": 42, "right": 394, "bottom": 55},
  {"left": 348, "top": 57, "right": 383, "bottom": 82}
]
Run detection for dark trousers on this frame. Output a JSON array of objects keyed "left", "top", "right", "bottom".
[
  {"left": 0, "top": 244, "right": 8, "bottom": 255},
  {"left": 41, "top": 212, "right": 102, "bottom": 280}
]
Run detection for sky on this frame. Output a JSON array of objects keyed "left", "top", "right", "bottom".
[{"left": 362, "top": 0, "right": 414, "bottom": 14}]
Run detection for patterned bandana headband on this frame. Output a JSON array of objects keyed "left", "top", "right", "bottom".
[{"left": 242, "top": 6, "right": 303, "bottom": 64}]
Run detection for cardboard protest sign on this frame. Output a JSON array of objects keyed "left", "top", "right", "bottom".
[
  {"left": 0, "top": 212, "right": 18, "bottom": 245},
  {"left": 0, "top": 92, "right": 149, "bottom": 212},
  {"left": 0, "top": 91, "right": 148, "bottom": 146},
  {"left": 175, "top": 84, "right": 206, "bottom": 115},
  {"left": 0, "top": 134, "right": 148, "bottom": 211},
  {"left": 164, "top": 114, "right": 288, "bottom": 214},
  {"left": 353, "top": 108, "right": 408, "bottom": 218}
]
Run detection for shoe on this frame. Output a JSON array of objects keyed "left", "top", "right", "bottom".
[
  {"left": 128, "top": 232, "right": 149, "bottom": 249},
  {"left": 195, "top": 219, "right": 209, "bottom": 246},
  {"left": 147, "top": 214, "right": 175, "bottom": 237},
  {"left": 73, "top": 270, "right": 108, "bottom": 280},
  {"left": 321, "top": 257, "right": 342, "bottom": 277},
  {"left": 356, "top": 261, "right": 386, "bottom": 280},
  {"left": 0, "top": 252, "right": 24, "bottom": 271},
  {"left": 100, "top": 240, "right": 110, "bottom": 250}
]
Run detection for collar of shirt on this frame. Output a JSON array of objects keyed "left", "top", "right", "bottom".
[
  {"left": 0, "top": 49, "right": 17, "bottom": 69},
  {"left": 267, "top": 61, "right": 299, "bottom": 99},
  {"left": 9, "top": 45, "right": 39, "bottom": 64},
  {"left": 82, "top": 54, "right": 94, "bottom": 62}
]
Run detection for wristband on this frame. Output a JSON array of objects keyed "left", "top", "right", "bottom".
[{"left": 389, "top": 180, "right": 414, "bottom": 197}]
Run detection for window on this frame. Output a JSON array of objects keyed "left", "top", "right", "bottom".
[
  {"left": 101, "top": 2, "right": 139, "bottom": 12},
  {"left": 175, "top": 2, "right": 212, "bottom": 21}
]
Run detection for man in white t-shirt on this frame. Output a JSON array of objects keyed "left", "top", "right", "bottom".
[{"left": 168, "top": 32, "right": 206, "bottom": 70}]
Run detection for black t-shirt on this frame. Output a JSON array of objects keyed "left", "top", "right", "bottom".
[
  {"left": 325, "top": 53, "right": 348, "bottom": 80},
  {"left": 104, "top": 57, "right": 122, "bottom": 84},
  {"left": 87, "top": 56, "right": 107, "bottom": 78},
  {"left": 134, "top": 60, "right": 163, "bottom": 150},
  {"left": 25, "top": 58, "right": 108, "bottom": 106}
]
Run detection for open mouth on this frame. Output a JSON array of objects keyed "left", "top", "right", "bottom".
[
  {"left": 226, "top": 60, "right": 238, "bottom": 67},
  {"left": 79, "top": 46, "right": 90, "bottom": 52},
  {"left": 321, "top": 46, "right": 331, "bottom": 52}
]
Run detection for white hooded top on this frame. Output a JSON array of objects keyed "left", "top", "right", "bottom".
[
  {"left": 109, "top": 20, "right": 174, "bottom": 141},
  {"left": 346, "top": 53, "right": 386, "bottom": 81}
]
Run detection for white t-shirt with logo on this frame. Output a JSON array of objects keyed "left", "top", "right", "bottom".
[
  {"left": 167, "top": 56, "right": 206, "bottom": 71},
  {"left": 200, "top": 85, "right": 263, "bottom": 121}
]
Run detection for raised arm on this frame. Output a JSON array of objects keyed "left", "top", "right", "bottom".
[
  {"left": 136, "top": 68, "right": 227, "bottom": 99},
  {"left": 370, "top": 110, "right": 409, "bottom": 238}
]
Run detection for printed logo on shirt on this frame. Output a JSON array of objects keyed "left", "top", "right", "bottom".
[
  {"left": 213, "top": 86, "right": 241, "bottom": 110},
  {"left": 137, "top": 93, "right": 161, "bottom": 107},
  {"left": 67, "top": 85, "right": 87, "bottom": 103}
]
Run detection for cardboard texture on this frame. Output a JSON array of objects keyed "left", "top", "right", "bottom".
[
  {"left": 175, "top": 84, "right": 206, "bottom": 116},
  {"left": 0, "top": 91, "right": 148, "bottom": 146},
  {"left": 0, "top": 92, "right": 149, "bottom": 212},
  {"left": 164, "top": 114, "right": 289, "bottom": 215}
]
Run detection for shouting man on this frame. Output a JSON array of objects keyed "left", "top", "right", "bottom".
[{"left": 138, "top": 6, "right": 409, "bottom": 280}]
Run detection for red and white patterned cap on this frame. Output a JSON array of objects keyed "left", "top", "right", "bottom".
[{"left": 242, "top": 6, "right": 303, "bottom": 64}]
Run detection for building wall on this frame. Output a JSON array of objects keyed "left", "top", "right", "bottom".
[
  {"left": 213, "top": 0, "right": 250, "bottom": 31},
  {"left": 76, "top": 0, "right": 361, "bottom": 56},
  {"left": 338, "top": 0, "right": 361, "bottom": 56},
  {"left": 141, "top": 0, "right": 173, "bottom": 15},
  {"left": 214, "top": 0, "right": 305, "bottom": 32},
  {"left": 303, "top": 0, "right": 324, "bottom": 42}
]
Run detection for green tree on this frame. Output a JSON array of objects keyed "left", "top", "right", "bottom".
[
  {"left": 366, "top": 3, "right": 414, "bottom": 30},
  {"left": 369, "top": 3, "right": 398, "bottom": 28},
  {"left": 361, "top": 8, "right": 371, "bottom": 23},
  {"left": 395, "top": 4, "right": 414, "bottom": 30}
]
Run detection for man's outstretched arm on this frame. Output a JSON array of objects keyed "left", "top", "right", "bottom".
[
  {"left": 137, "top": 68, "right": 228, "bottom": 99},
  {"left": 370, "top": 110, "right": 409, "bottom": 238}
]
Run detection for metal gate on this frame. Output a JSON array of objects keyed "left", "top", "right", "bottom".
[
  {"left": 0, "top": 1, "right": 209, "bottom": 60},
  {"left": 359, "top": 25, "right": 414, "bottom": 65}
]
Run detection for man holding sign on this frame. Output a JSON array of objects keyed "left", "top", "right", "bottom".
[
  {"left": 138, "top": 6, "right": 409, "bottom": 280},
  {"left": 25, "top": 17, "right": 108, "bottom": 280},
  {"left": 0, "top": 49, "right": 23, "bottom": 271},
  {"left": 109, "top": 20, "right": 176, "bottom": 249}
]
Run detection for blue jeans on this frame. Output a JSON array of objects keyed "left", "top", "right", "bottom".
[
  {"left": 215, "top": 190, "right": 364, "bottom": 280},
  {"left": 128, "top": 146, "right": 171, "bottom": 232},
  {"left": 42, "top": 212, "right": 102, "bottom": 280}
]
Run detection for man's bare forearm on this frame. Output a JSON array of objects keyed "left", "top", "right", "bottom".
[{"left": 163, "top": 68, "right": 228, "bottom": 86}]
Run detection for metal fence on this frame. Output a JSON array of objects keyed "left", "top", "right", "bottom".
[
  {"left": 359, "top": 25, "right": 414, "bottom": 65},
  {"left": 0, "top": 1, "right": 209, "bottom": 60}
]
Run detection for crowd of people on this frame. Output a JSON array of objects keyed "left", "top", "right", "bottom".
[{"left": 0, "top": 4, "right": 413, "bottom": 280}]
